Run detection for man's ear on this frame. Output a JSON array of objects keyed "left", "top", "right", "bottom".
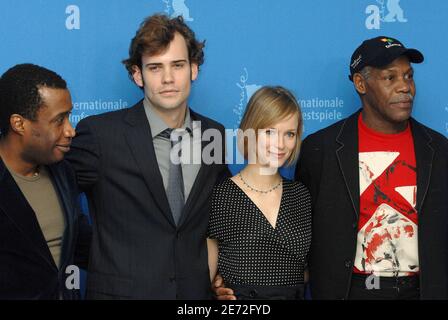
[
  {"left": 190, "top": 63, "right": 198, "bottom": 81},
  {"left": 9, "top": 114, "right": 26, "bottom": 135},
  {"left": 353, "top": 73, "right": 367, "bottom": 95},
  {"left": 131, "top": 65, "right": 144, "bottom": 87}
]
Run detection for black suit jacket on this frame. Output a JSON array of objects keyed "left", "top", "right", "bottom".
[
  {"left": 295, "top": 110, "right": 448, "bottom": 299},
  {"left": 0, "top": 159, "right": 91, "bottom": 300},
  {"left": 66, "top": 101, "right": 230, "bottom": 299}
]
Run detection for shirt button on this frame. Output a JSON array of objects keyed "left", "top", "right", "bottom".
[{"left": 345, "top": 260, "right": 352, "bottom": 268}]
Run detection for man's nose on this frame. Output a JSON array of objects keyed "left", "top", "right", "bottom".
[
  {"left": 162, "top": 67, "right": 174, "bottom": 83},
  {"left": 65, "top": 120, "right": 76, "bottom": 138}
]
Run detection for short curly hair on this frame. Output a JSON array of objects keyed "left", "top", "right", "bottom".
[
  {"left": 0, "top": 63, "right": 67, "bottom": 136},
  {"left": 122, "top": 14, "right": 205, "bottom": 78}
]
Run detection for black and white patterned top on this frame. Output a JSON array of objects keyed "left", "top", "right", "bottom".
[{"left": 208, "top": 177, "right": 312, "bottom": 286}]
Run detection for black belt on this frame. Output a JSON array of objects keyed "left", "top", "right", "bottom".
[
  {"left": 229, "top": 283, "right": 304, "bottom": 300},
  {"left": 352, "top": 273, "right": 419, "bottom": 289}
]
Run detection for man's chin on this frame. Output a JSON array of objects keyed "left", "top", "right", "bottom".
[
  {"left": 151, "top": 98, "right": 187, "bottom": 111},
  {"left": 45, "top": 154, "right": 65, "bottom": 165},
  {"left": 162, "top": 103, "right": 185, "bottom": 111},
  {"left": 393, "top": 113, "right": 412, "bottom": 124},
  {"left": 388, "top": 108, "right": 412, "bottom": 124}
]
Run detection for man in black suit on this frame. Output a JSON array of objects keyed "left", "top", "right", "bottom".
[
  {"left": 66, "top": 14, "right": 229, "bottom": 299},
  {"left": 0, "top": 64, "right": 91, "bottom": 299},
  {"left": 296, "top": 36, "right": 448, "bottom": 299}
]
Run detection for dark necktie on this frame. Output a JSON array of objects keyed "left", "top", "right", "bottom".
[{"left": 159, "top": 128, "right": 185, "bottom": 225}]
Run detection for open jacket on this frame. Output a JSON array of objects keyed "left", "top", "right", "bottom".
[
  {"left": 296, "top": 110, "right": 448, "bottom": 300},
  {"left": 0, "top": 159, "right": 91, "bottom": 300}
]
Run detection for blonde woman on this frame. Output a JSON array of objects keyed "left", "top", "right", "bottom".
[{"left": 207, "top": 86, "right": 312, "bottom": 300}]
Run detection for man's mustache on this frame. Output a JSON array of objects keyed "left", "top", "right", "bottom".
[{"left": 390, "top": 93, "right": 414, "bottom": 104}]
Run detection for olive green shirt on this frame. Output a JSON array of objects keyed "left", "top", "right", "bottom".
[{"left": 9, "top": 166, "right": 66, "bottom": 268}]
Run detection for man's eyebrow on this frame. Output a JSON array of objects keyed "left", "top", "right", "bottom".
[
  {"left": 145, "top": 59, "right": 188, "bottom": 66},
  {"left": 51, "top": 111, "right": 71, "bottom": 121},
  {"left": 380, "top": 66, "right": 414, "bottom": 73}
]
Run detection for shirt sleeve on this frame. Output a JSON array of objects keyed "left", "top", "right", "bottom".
[{"left": 65, "top": 117, "right": 102, "bottom": 192}]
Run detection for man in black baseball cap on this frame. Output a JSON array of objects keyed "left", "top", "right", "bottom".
[
  {"left": 293, "top": 35, "right": 448, "bottom": 300},
  {"left": 349, "top": 35, "right": 424, "bottom": 133},
  {"left": 349, "top": 36, "right": 423, "bottom": 81}
]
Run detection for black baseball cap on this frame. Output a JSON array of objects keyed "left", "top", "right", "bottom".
[{"left": 349, "top": 36, "right": 424, "bottom": 81}]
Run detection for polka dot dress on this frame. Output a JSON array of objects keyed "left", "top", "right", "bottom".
[{"left": 208, "top": 178, "right": 312, "bottom": 286}]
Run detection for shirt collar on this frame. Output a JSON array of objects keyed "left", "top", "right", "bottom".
[{"left": 143, "top": 98, "right": 193, "bottom": 138}]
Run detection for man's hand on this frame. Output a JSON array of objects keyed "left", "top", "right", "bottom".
[{"left": 212, "top": 274, "right": 236, "bottom": 300}]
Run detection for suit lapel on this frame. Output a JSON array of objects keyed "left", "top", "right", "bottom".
[
  {"left": 410, "top": 119, "right": 434, "bottom": 215},
  {"left": 0, "top": 161, "right": 56, "bottom": 270},
  {"left": 123, "top": 102, "right": 174, "bottom": 225},
  {"left": 335, "top": 111, "right": 361, "bottom": 220},
  {"left": 177, "top": 113, "right": 214, "bottom": 227}
]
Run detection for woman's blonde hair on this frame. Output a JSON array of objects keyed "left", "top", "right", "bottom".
[{"left": 238, "top": 86, "right": 303, "bottom": 167}]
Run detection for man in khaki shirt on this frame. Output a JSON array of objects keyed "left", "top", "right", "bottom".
[{"left": 0, "top": 63, "right": 91, "bottom": 299}]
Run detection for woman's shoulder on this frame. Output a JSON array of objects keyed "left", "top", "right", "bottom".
[
  {"left": 212, "top": 177, "right": 239, "bottom": 196},
  {"left": 213, "top": 176, "right": 233, "bottom": 189},
  {"left": 283, "top": 178, "right": 311, "bottom": 197}
]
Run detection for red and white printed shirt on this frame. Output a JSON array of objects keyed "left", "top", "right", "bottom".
[{"left": 354, "top": 114, "right": 419, "bottom": 277}]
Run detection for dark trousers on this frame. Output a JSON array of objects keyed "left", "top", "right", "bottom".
[
  {"left": 348, "top": 274, "right": 420, "bottom": 300},
  {"left": 230, "top": 284, "right": 304, "bottom": 300}
]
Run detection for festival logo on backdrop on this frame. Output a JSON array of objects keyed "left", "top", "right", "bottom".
[
  {"left": 365, "top": 0, "right": 408, "bottom": 30},
  {"left": 233, "top": 67, "right": 262, "bottom": 129},
  {"left": 163, "top": 0, "right": 194, "bottom": 21},
  {"left": 65, "top": 5, "right": 80, "bottom": 30}
]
